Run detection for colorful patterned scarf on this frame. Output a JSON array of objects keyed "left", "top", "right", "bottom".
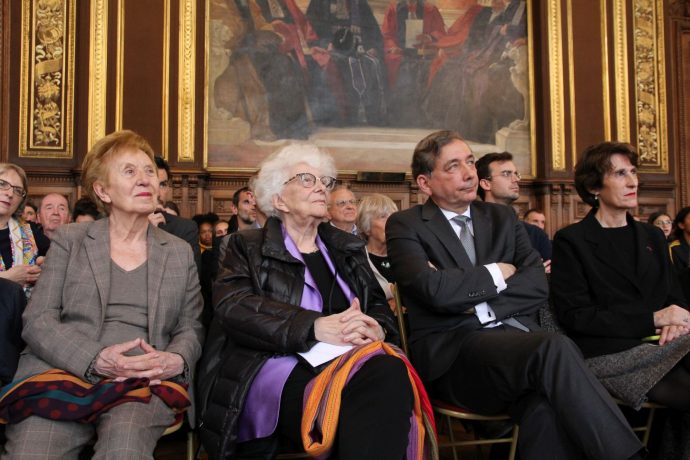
[
  {"left": 0, "top": 369, "right": 190, "bottom": 432},
  {"left": 301, "top": 341, "right": 437, "bottom": 459},
  {"left": 0, "top": 218, "right": 38, "bottom": 272}
]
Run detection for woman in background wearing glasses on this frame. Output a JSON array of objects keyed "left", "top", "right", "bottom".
[
  {"left": 0, "top": 163, "right": 50, "bottom": 386},
  {"left": 648, "top": 211, "right": 674, "bottom": 240},
  {"left": 0, "top": 163, "right": 50, "bottom": 289},
  {"left": 197, "top": 144, "right": 417, "bottom": 460}
]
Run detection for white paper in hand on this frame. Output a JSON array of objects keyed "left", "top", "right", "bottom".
[{"left": 298, "top": 342, "right": 353, "bottom": 367}]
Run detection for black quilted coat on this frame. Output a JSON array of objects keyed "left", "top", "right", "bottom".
[{"left": 196, "top": 217, "right": 397, "bottom": 459}]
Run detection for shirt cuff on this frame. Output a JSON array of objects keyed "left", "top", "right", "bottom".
[
  {"left": 485, "top": 263, "right": 507, "bottom": 292},
  {"left": 474, "top": 301, "right": 499, "bottom": 324}
]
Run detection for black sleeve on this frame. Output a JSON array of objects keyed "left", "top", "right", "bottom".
[{"left": 30, "top": 222, "right": 51, "bottom": 256}]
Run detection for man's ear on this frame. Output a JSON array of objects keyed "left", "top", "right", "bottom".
[
  {"left": 93, "top": 182, "right": 112, "bottom": 205},
  {"left": 479, "top": 178, "right": 491, "bottom": 192},
  {"left": 417, "top": 174, "right": 432, "bottom": 196}
]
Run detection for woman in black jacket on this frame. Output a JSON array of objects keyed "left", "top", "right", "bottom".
[
  {"left": 551, "top": 142, "right": 690, "bottom": 455},
  {"left": 197, "top": 144, "right": 414, "bottom": 459}
]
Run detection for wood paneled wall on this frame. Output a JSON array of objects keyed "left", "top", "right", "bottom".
[{"left": 1, "top": 0, "right": 689, "bottom": 237}]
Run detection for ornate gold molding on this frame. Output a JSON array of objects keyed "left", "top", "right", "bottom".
[
  {"left": 19, "top": 0, "right": 75, "bottom": 158},
  {"left": 600, "top": 0, "right": 611, "bottom": 140},
  {"left": 88, "top": 0, "right": 108, "bottom": 149},
  {"left": 115, "top": 0, "right": 125, "bottom": 131},
  {"left": 527, "top": 0, "right": 537, "bottom": 178},
  {"left": 613, "top": 0, "right": 630, "bottom": 142},
  {"left": 632, "top": 0, "right": 668, "bottom": 172},
  {"left": 548, "top": 0, "right": 566, "bottom": 171},
  {"left": 567, "top": 0, "right": 578, "bottom": 164},
  {"left": 178, "top": 0, "right": 196, "bottom": 162},
  {"left": 162, "top": 0, "right": 171, "bottom": 159}
]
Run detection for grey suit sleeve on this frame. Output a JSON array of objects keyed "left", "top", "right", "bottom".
[
  {"left": 163, "top": 243, "right": 205, "bottom": 377},
  {"left": 21, "top": 228, "right": 105, "bottom": 379}
]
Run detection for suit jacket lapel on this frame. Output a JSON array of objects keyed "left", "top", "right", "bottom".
[
  {"left": 470, "top": 202, "right": 492, "bottom": 266},
  {"left": 422, "top": 199, "right": 470, "bottom": 267},
  {"left": 85, "top": 219, "right": 111, "bottom": 324},
  {"left": 146, "top": 227, "right": 169, "bottom": 342}
]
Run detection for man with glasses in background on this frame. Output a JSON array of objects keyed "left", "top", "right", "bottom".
[
  {"left": 327, "top": 186, "right": 359, "bottom": 235},
  {"left": 476, "top": 152, "right": 552, "bottom": 273}
]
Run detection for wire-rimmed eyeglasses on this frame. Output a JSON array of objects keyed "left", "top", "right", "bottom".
[
  {"left": 284, "top": 173, "right": 337, "bottom": 190},
  {"left": 0, "top": 178, "right": 27, "bottom": 198}
]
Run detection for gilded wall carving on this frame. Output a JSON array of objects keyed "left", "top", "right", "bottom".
[
  {"left": 178, "top": 0, "right": 196, "bottom": 162},
  {"left": 633, "top": 0, "right": 668, "bottom": 171},
  {"left": 19, "top": 0, "right": 75, "bottom": 158}
]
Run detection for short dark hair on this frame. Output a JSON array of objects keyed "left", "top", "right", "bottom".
[
  {"left": 154, "top": 156, "right": 171, "bottom": 179},
  {"left": 163, "top": 200, "right": 180, "bottom": 216},
  {"left": 475, "top": 152, "right": 513, "bottom": 200},
  {"left": 411, "top": 130, "right": 465, "bottom": 180},
  {"left": 523, "top": 208, "right": 544, "bottom": 220},
  {"left": 673, "top": 206, "right": 690, "bottom": 241},
  {"left": 72, "top": 197, "right": 100, "bottom": 221},
  {"left": 232, "top": 186, "right": 251, "bottom": 207},
  {"left": 574, "top": 142, "right": 638, "bottom": 207}
]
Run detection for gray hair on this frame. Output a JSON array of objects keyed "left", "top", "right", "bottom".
[
  {"left": 252, "top": 144, "right": 337, "bottom": 216},
  {"left": 356, "top": 194, "right": 398, "bottom": 240}
]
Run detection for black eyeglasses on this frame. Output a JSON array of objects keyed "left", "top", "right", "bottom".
[
  {"left": 0, "top": 178, "right": 26, "bottom": 198},
  {"left": 284, "top": 173, "right": 337, "bottom": 190}
]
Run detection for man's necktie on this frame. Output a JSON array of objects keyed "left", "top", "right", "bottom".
[{"left": 452, "top": 215, "right": 476, "bottom": 266}]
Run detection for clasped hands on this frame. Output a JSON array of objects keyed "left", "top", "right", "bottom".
[
  {"left": 93, "top": 337, "right": 184, "bottom": 385},
  {"left": 653, "top": 305, "right": 690, "bottom": 345},
  {"left": 314, "top": 298, "right": 385, "bottom": 346}
]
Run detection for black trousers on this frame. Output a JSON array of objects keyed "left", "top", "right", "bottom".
[
  {"left": 432, "top": 326, "right": 644, "bottom": 460},
  {"left": 236, "top": 354, "right": 413, "bottom": 460},
  {"left": 0, "top": 278, "right": 26, "bottom": 386}
]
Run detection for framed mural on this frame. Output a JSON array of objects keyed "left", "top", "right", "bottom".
[{"left": 204, "top": 0, "right": 534, "bottom": 175}]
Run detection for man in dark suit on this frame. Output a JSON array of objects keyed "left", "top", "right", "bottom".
[
  {"left": 386, "top": 130, "right": 644, "bottom": 459},
  {"left": 149, "top": 156, "right": 201, "bottom": 274}
]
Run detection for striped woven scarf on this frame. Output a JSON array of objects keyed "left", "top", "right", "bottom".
[
  {"left": 0, "top": 369, "right": 189, "bottom": 431},
  {"left": 301, "top": 341, "right": 436, "bottom": 459}
]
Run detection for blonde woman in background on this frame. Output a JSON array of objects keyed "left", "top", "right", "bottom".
[{"left": 356, "top": 194, "right": 399, "bottom": 307}]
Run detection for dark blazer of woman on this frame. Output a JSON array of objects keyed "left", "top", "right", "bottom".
[
  {"left": 196, "top": 217, "right": 396, "bottom": 459},
  {"left": 551, "top": 210, "right": 687, "bottom": 358}
]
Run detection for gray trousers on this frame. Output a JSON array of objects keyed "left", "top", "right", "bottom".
[{"left": 1, "top": 394, "right": 174, "bottom": 460}]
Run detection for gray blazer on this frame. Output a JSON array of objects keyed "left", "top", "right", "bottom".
[{"left": 15, "top": 219, "right": 204, "bottom": 415}]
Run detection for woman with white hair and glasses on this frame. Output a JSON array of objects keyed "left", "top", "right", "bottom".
[{"left": 197, "top": 144, "right": 433, "bottom": 460}]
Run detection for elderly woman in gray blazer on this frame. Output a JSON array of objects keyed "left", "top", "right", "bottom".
[{"left": 2, "top": 130, "right": 204, "bottom": 459}]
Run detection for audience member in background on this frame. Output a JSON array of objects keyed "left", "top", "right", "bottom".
[
  {"left": 216, "top": 187, "right": 260, "bottom": 273},
  {"left": 214, "top": 220, "right": 229, "bottom": 237},
  {"left": 21, "top": 201, "right": 37, "bottom": 223},
  {"left": 193, "top": 213, "right": 219, "bottom": 253},
  {"left": 163, "top": 200, "right": 180, "bottom": 216},
  {"left": 386, "top": 131, "right": 644, "bottom": 460},
  {"left": 327, "top": 186, "right": 358, "bottom": 235},
  {"left": 0, "top": 164, "right": 50, "bottom": 290},
  {"left": 234, "top": 186, "right": 259, "bottom": 232},
  {"left": 523, "top": 208, "right": 546, "bottom": 231},
  {"left": 197, "top": 144, "right": 427, "bottom": 460},
  {"left": 72, "top": 196, "right": 101, "bottom": 223},
  {"left": 148, "top": 156, "right": 200, "bottom": 273},
  {"left": 649, "top": 211, "right": 674, "bottom": 241},
  {"left": 0, "top": 163, "right": 49, "bottom": 390},
  {"left": 37, "top": 192, "right": 71, "bottom": 239},
  {"left": 670, "top": 206, "right": 690, "bottom": 304},
  {"left": 551, "top": 142, "right": 690, "bottom": 459},
  {"left": 476, "top": 152, "right": 552, "bottom": 273},
  {"left": 1, "top": 130, "right": 204, "bottom": 458},
  {"left": 356, "top": 194, "right": 398, "bottom": 304}
]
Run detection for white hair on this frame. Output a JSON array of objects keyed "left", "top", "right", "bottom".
[{"left": 252, "top": 144, "right": 337, "bottom": 216}]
